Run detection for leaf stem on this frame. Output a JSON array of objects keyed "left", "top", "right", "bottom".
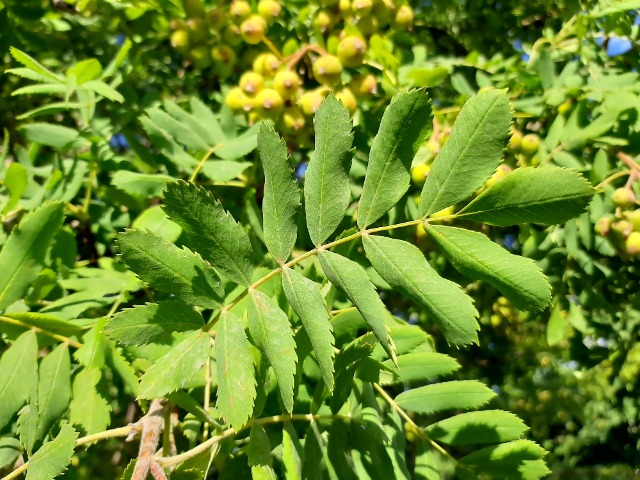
[
  {"left": 0, "top": 315, "right": 83, "bottom": 348},
  {"left": 189, "top": 145, "right": 219, "bottom": 183},
  {"left": 372, "top": 382, "right": 454, "bottom": 461}
]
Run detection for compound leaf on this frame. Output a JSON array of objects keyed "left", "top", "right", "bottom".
[
  {"left": 0, "top": 330, "right": 38, "bottom": 430},
  {"left": 318, "top": 250, "right": 395, "bottom": 360},
  {"left": 163, "top": 181, "right": 253, "bottom": 286},
  {"left": 426, "top": 410, "right": 528, "bottom": 446},
  {"left": 426, "top": 225, "right": 551, "bottom": 311},
  {"left": 26, "top": 423, "right": 78, "bottom": 480},
  {"left": 362, "top": 235, "right": 479, "bottom": 345},
  {"left": 358, "top": 89, "right": 432, "bottom": 228},
  {"left": 420, "top": 88, "right": 511, "bottom": 216},
  {"left": 216, "top": 310, "right": 256, "bottom": 429},
  {"left": 105, "top": 300, "right": 204, "bottom": 346},
  {"left": 282, "top": 267, "right": 335, "bottom": 391},
  {"left": 0, "top": 202, "right": 65, "bottom": 312},
  {"left": 116, "top": 229, "right": 224, "bottom": 309},
  {"left": 258, "top": 124, "right": 300, "bottom": 264},
  {"left": 138, "top": 330, "right": 211, "bottom": 399},
  {"left": 457, "top": 167, "right": 595, "bottom": 226},
  {"left": 395, "top": 380, "right": 496, "bottom": 414},
  {"left": 248, "top": 289, "right": 297, "bottom": 413},
  {"left": 305, "top": 95, "right": 354, "bottom": 245}
]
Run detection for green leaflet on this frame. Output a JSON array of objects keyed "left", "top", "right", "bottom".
[
  {"left": 116, "top": 229, "right": 224, "bottom": 309},
  {"left": 281, "top": 267, "right": 335, "bottom": 391},
  {"left": 2, "top": 312, "right": 82, "bottom": 337},
  {"left": 459, "top": 440, "right": 551, "bottom": 480},
  {"left": 162, "top": 181, "right": 253, "bottom": 286},
  {"left": 380, "top": 352, "right": 460, "bottom": 385},
  {"left": 457, "top": 167, "right": 595, "bottom": 226},
  {"left": 104, "top": 300, "right": 204, "bottom": 346},
  {"left": 258, "top": 124, "right": 300, "bottom": 264},
  {"left": 426, "top": 410, "right": 528, "bottom": 446},
  {"left": 17, "top": 386, "right": 39, "bottom": 455},
  {"left": 282, "top": 422, "right": 303, "bottom": 480},
  {"left": 0, "top": 201, "right": 65, "bottom": 312},
  {"left": 317, "top": 250, "right": 395, "bottom": 360},
  {"left": 0, "top": 330, "right": 38, "bottom": 430},
  {"left": 420, "top": 88, "right": 512, "bottom": 216},
  {"left": 426, "top": 225, "right": 551, "bottom": 311},
  {"left": 216, "top": 310, "right": 256, "bottom": 429},
  {"left": 248, "top": 289, "right": 297, "bottom": 413},
  {"left": 26, "top": 423, "right": 78, "bottom": 480},
  {"left": 362, "top": 235, "right": 479, "bottom": 345},
  {"left": 69, "top": 368, "right": 111, "bottom": 435},
  {"left": 35, "top": 344, "right": 71, "bottom": 442},
  {"left": 0, "top": 437, "right": 20, "bottom": 470},
  {"left": 357, "top": 89, "right": 432, "bottom": 229},
  {"left": 305, "top": 95, "right": 354, "bottom": 245},
  {"left": 138, "top": 330, "right": 211, "bottom": 399},
  {"left": 249, "top": 424, "right": 277, "bottom": 480},
  {"left": 395, "top": 380, "right": 496, "bottom": 414}
]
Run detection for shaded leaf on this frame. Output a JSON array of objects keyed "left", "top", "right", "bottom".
[
  {"left": 458, "top": 167, "right": 595, "bottom": 226},
  {"left": 19, "top": 123, "right": 79, "bottom": 148},
  {"left": 358, "top": 89, "right": 432, "bottom": 228},
  {"left": 248, "top": 424, "right": 277, "bottom": 480},
  {"left": 69, "top": 368, "right": 111, "bottom": 435},
  {"left": 35, "top": 344, "right": 71, "bottom": 441},
  {"left": 362, "top": 235, "right": 479, "bottom": 345},
  {"left": 420, "top": 88, "right": 511, "bottom": 216},
  {"left": 426, "top": 410, "right": 528, "bottom": 446},
  {"left": 216, "top": 310, "right": 256, "bottom": 429},
  {"left": 305, "top": 95, "right": 354, "bottom": 245},
  {"left": 459, "top": 440, "right": 550, "bottom": 480}
]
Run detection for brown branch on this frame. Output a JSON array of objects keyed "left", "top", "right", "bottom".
[{"left": 131, "top": 399, "right": 168, "bottom": 480}]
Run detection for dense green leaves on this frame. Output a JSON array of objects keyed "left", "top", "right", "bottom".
[
  {"left": 358, "top": 89, "right": 432, "bottom": 228},
  {"left": 0, "top": 201, "right": 65, "bottom": 312},
  {"left": 305, "top": 95, "right": 354, "bottom": 245},
  {"left": 426, "top": 225, "right": 551, "bottom": 311},
  {"left": 420, "top": 89, "right": 512, "bottom": 216},
  {"left": 26, "top": 423, "right": 78, "bottom": 480},
  {"left": 282, "top": 267, "right": 335, "bottom": 391},
  {"left": 458, "top": 167, "right": 595, "bottom": 226},
  {"left": 426, "top": 410, "right": 528, "bottom": 445},
  {"left": 248, "top": 424, "right": 277, "bottom": 479},
  {"left": 258, "top": 124, "right": 300, "bottom": 264},
  {"left": 459, "top": 440, "right": 550, "bottom": 479},
  {"left": 162, "top": 181, "right": 253, "bottom": 285},
  {"left": 116, "top": 229, "right": 224, "bottom": 309},
  {"left": 138, "top": 330, "right": 211, "bottom": 399},
  {"left": 0, "top": 331, "right": 38, "bottom": 430},
  {"left": 69, "top": 368, "right": 111, "bottom": 435},
  {"left": 395, "top": 380, "right": 496, "bottom": 414},
  {"left": 35, "top": 344, "right": 71, "bottom": 441},
  {"left": 318, "top": 250, "right": 395, "bottom": 359},
  {"left": 248, "top": 289, "right": 297, "bottom": 413},
  {"left": 104, "top": 300, "right": 204, "bottom": 346},
  {"left": 216, "top": 310, "right": 256, "bottom": 429},
  {"left": 362, "top": 235, "right": 479, "bottom": 345}
]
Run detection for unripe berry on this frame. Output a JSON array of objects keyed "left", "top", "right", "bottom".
[
  {"left": 273, "top": 70, "right": 300, "bottom": 99},
  {"left": 349, "top": 74, "right": 378, "bottom": 97},
  {"left": 625, "top": 231, "right": 640, "bottom": 256},
  {"left": 595, "top": 216, "right": 612, "bottom": 236},
  {"left": 372, "top": 0, "right": 393, "bottom": 27},
  {"left": 625, "top": 209, "right": 640, "bottom": 231},
  {"left": 337, "top": 36, "right": 367, "bottom": 68},
  {"left": 313, "top": 9, "right": 334, "bottom": 33},
  {"left": 351, "top": 0, "right": 373, "bottom": 16},
  {"left": 394, "top": 4, "right": 414, "bottom": 29},
  {"left": 254, "top": 88, "right": 284, "bottom": 117},
  {"left": 558, "top": 100, "right": 572, "bottom": 116},
  {"left": 187, "top": 18, "right": 208, "bottom": 43},
  {"left": 300, "top": 89, "right": 328, "bottom": 115},
  {"left": 335, "top": 87, "right": 357, "bottom": 114},
  {"left": 411, "top": 164, "right": 431, "bottom": 185},
  {"left": 211, "top": 45, "right": 236, "bottom": 73},
  {"left": 241, "top": 15, "right": 266, "bottom": 45},
  {"left": 355, "top": 15, "right": 379, "bottom": 37},
  {"left": 189, "top": 45, "right": 212, "bottom": 69},
  {"left": 239, "top": 71, "right": 265, "bottom": 95},
  {"left": 279, "top": 107, "right": 306, "bottom": 133},
  {"left": 485, "top": 164, "right": 512, "bottom": 188},
  {"left": 520, "top": 133, "right": 540, "bottom": 156},
  {"left": 170, "top": 29, "right": 190, "bottom": 51},
  {"left": 313, "top": 55, "right": 343, "bottom": 86},
  {"left": 183, "top": 0, "right": 205, "bottom": 18},
  {"left": 222, "top": 24, "right": 243, "bottom": 47},
  {"left": 508, "top": 129, "right": 523, "bottom": 152},
  {"left": 258, "top": 0, "right": 281, "bottom": 22},
  {"left": 320, "top": 0, "right": 340, "bottom": 5},
  {"left": 612, "top": 187, "right": 635, "bottom": 208},
  {"left": 225, "top": 87, "right": 253, "bottom": 112},
  {"left": 230, "top": 0, "right": 251, "bottom": 23},
  {"left": 339, "top": 0, "right": 352, "bottom": 14},
  {"left": 253, "top": 53, "right": 281, "bottom": 77},
  {"left": 207, "top": 7, "right": 228, "bottom": 29},
  {"left": 612, "top": 220, "right": 633, "bottom": 238}
]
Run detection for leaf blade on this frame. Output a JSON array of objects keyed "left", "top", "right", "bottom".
[
  {"left": 426, "top": 410, "right": 529, "bottom": 446},
  {"left": 395, "top": 380, "right": 496, "bottom": 414},
  {"left": 26, "top": 423, "right": 78, "bottom": 480},
  {"left": 0, "top": 331, "right": 38, "bottom": 430}
]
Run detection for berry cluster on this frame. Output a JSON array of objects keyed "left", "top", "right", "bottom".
[
  {"left": 169, "top": 0, "right": 415, "bottom": 137},
  {"left": 596, "top": 187, "right": 640, "bottom": 257}
]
